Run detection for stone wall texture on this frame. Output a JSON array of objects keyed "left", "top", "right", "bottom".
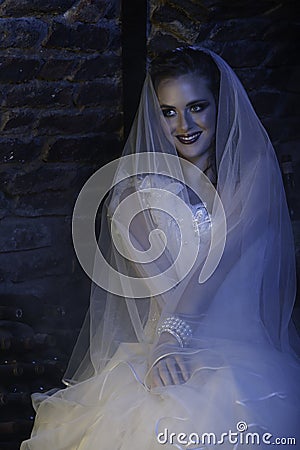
[{"left": 0, "top": 0, "right": 123, "bottom": 321}]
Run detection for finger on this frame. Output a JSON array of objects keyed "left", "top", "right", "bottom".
[
  {"left": 165, "top": 357, "right": 181, "bottom": 385},
  {"left": 151, "top": 366, "right": 163, "bottom": 388},
  {"left": 157, "top": 360, "right": 173, "bottom": 386},
  {"left": 175, "top": 355, "right": 189, "bottom": 382}
]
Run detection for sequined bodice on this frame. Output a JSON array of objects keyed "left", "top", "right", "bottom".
[{"left": 189, "top": 201, "right": 212, "bottom": 236}]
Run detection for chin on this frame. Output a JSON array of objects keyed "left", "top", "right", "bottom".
[{"left": 176, "top": 147, "right": 209, "bottom": 162}]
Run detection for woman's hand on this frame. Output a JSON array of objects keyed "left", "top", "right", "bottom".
[
  {"left": 149, "top": 333, "right": 190, "bottom": 388},
  {"left": 150, "top": 353, "right": 189, "bottom": 388}
]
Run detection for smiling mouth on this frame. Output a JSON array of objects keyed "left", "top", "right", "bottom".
[{"left": 176, "top": 132, "right": 202, "bottom": 145}]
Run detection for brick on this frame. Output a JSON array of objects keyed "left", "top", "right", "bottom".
[
  {"left": 262, "top": 118, "right": 300, "bottom": 143},
  {"left": 259, "top": 1, "right": 299, "bottom": 19},
  {"left": 198, "top": 0, "right": 220, "bottom": 6},
  {"left": 37, "top": 110, "right": 106, "bottom": 135},
  {"left": 64, "top": 3, "right": 102, "bottom": 24},
  {"left": 148, "top": 31, "right": 184, "bottom": 56},
  {"left": 249, "top": 91, "right": 281, "bottom": 118},
  {"left": 3, "top": 81, "right": 74, "bottom": 108},
  {"left": 0, "top": 18, "right": 48, "bottom": 49},
  {"left": 70, "top": 164, "right": 101, "bottom": 194},
  {"left": 193, "top": 23, "right": 214, "bottom": 42},
  {"left": 250, "top": 91, "right": 300, "bottom": 119},
  {"left": 0, "top": 57, "right": 41, "bottom": 83},
  {"left": 0, "top": 110, "right": 36, "bottom": 134},
  {"left": 209, "top": 18, "right": 269, "bottom": 41},
  {"left": 0, "top": 248, "right": 68, "bottom": 282},
  {"left": 276, "top": 141, "right": 300, "bottom": 165},
  {"left": 235, "top": 68, "right": 270, "bottom": 93},
  {"left": 263, "top": 20, "right": 299, "bottom": 41},
  {"left": 45, "top": 135, "right": 103, "bottom": 162},
  {"left": 45, "top": 20, "right": 110, "bottom": 51},
  {"left": 151, "top": 4, "right": 201, "bottom": 41},
  {"left": 235, "top": 67, "right": 271, "bottom": 92},
  {"left": 74, "top": 54, "right": 121, "bottom": 81},
  {"left": 154, "top": 1, "right": 208, "bottom": 23},
  {"left": 266, "top": 66, "right": 300, "bottom": 93},
  {"left": 152, "top": 4, "right": 191, "bottom": 26},
  {"left": 0, "top": 191, "right": 10, "bottom": 219},
  {"left": 265, "top": 42, "right": 300, "bottom": 68},
  {"left": 108, "top": 23, "right": 121, "bottom": 52},
  {"left": 204, "top": 0, "right": 283, "bottom": 20},
  {"left": 100, "top": 113, "right": 123, "bottom": 135},
  {"left": 0, "top": 138, "right": 41, "bottom": 163},
  {"left": 45, "top": 132, "right": 122, "bottom": 163},
  {"left": 1, "top": 164, "right": 79, "bottom": 195},
  {"left": 38, "top": 58, "right": 79, "bottom": 81},
  {"left": 0, "top": 0, "right": 75, "bottom": 16},
  {"left": 0, "top": 277, "right": 75, "bottom": 306},
  {"left": 99, "top": 0, "right": 121, "bottom": 20},
  {"left": 13, "top": 190, "right": 75, "bottom": 217},
  {"left": 73, "top": 80, "right": 122, "bottom": 107},
  {"left": 217, "top": 54, "right": 299, "bottom": 92},
  {"left": 171, "top": 0, "right": 209, "bottom": 20},
  {"left": 64, "top": 0, "right": 120, "bottom": 22},
  {"left": 0, "top": 217, "right": 52, "bottom": 252},
  {"left": 220, "top": 41, "right": 270, "bottom": 68}
]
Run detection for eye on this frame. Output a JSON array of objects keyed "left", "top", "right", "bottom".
[
  {"left": 161, "top": 108, "right": 176, "bottom": 118},
  {"left": 190, "top": 103, "right": 207, "bottom": 113}
]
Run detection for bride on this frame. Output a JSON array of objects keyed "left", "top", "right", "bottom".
[{"left": 21, "top": 47, "right": 300, "bottom": 449}]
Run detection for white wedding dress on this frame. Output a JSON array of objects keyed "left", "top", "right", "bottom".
[
  {"left": 21, "top": 209, "right": 300, "bottom": 450},
  {"left": 22, "top": 316, "right": 300, "bottom": 450},
  {"left": 21, "top": 48, "right": 300, "bottom": 450}
]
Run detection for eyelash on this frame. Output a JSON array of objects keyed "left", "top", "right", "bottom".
[
  {"left": 162, "top": 103, "right": 207, "bottom": 118},
  {"left": 190, "top": 104, "right": 205, "bottom": 113},
  {"left": 162, "top": 109, "right": 176, "bottom": 118}
]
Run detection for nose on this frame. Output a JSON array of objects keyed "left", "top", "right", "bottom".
[{"left": 177, "top": 110, "right": 193, "bottom": 133}]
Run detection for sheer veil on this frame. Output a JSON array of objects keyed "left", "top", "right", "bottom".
[{"left": 64, "top": 47, "right": 299, "bottom": 387}]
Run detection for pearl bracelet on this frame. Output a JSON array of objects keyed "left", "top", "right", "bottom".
[{"left": 157, "top": 316, "right": 192, "bottom": 347}]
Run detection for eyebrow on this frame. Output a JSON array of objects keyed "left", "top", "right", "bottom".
[{"left": 160, "top": 99, "right": 209, "bottom": 109}]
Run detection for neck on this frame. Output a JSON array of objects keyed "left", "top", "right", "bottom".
[{"left": 180, "top": 150, "right": 216, "bottom": 187}]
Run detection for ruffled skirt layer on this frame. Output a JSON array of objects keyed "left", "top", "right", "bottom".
[{"left": 21, "top": 339, "right": 300, "bottom": 450}]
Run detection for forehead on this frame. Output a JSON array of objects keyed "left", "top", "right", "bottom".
[{"left": 156, "top": 74, "right": 213, "bottom": 105}]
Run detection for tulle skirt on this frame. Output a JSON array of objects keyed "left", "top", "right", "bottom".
[{"left": 21, "top": 338, "right": 300, "bottom": 450}]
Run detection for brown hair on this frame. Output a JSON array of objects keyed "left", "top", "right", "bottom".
[{"left": 149, "top": 47, "right": 220, "bottom": 103}]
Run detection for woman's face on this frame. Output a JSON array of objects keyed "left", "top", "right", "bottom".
[{"left": 157, "top": 73, "right": 217, "bottom": 171}]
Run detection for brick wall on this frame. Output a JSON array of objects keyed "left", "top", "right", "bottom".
[{"left": 0, "top": 0, "right": 123, "bottom": 319}]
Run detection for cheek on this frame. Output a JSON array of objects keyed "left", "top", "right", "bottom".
[
  {"left": 160, "top": 117, "right": 178, "bottom": 144},
  {"left": 200, "top": 110, "right": 216, "bottom": 131},
  {"left": 164, "top": 118, "right": 177, "bottom": 135}
]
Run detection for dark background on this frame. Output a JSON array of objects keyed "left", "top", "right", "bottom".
[{"left": 0, "top": 0, "right": 299, "bottom": 446}]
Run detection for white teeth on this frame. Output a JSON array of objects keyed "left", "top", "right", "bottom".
[
  {"left": 182, "top": 135, "right": 196, "bottom": 141},
  {"left": 177, "top": 132, "right": 201, "bottom": 143}
]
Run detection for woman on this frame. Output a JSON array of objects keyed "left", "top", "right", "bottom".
[{"left": 21, "top": 47, "right": 300, "bottom": 449}]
